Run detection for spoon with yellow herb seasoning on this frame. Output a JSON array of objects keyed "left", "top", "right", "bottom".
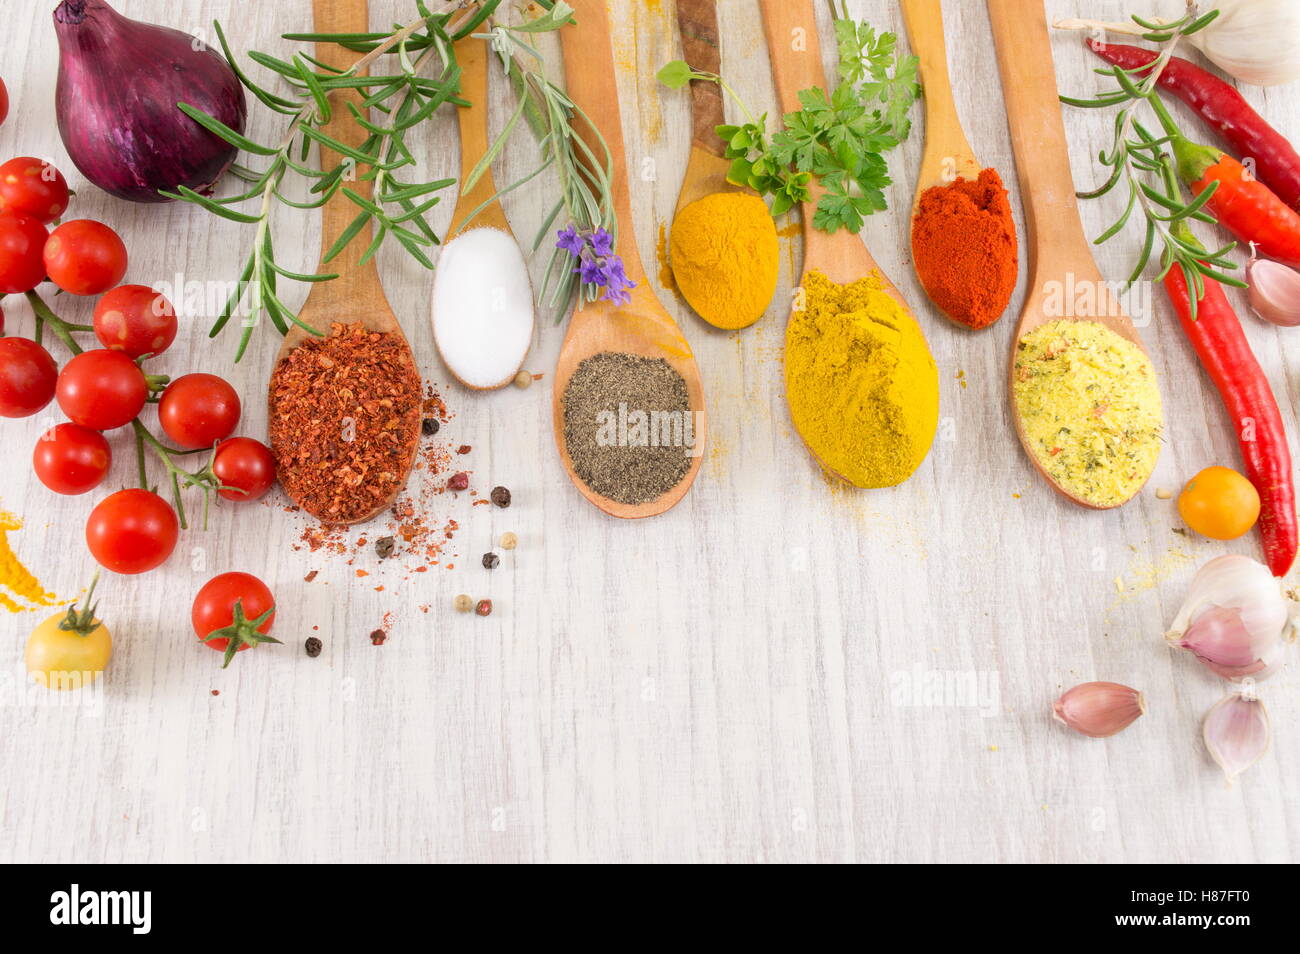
[
  {"left": 267, "top": 0, "right": 424, "bottom": 526},
  {"left": 759, "top": 0, "right": 938, "bottom": 489},
  {"left": 552, "top": 0, "right": 708, "bottom": 519},
  {"left": 988, "top": 0, "right": 1163, "bottom": 509}
]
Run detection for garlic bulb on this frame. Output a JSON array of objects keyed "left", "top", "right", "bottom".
[
  {"left": 1166, "top": 555, "right": 1297, "bottom": 680},
  {"left": 1248, "top": 256, "right": 1300, "bottom": 327},
  {"left": 1203, "top": 691, "right": 1271, "bottom": 783},
  {"left": 1053, "top": 682, "right": 1145, "bottom": 737}
]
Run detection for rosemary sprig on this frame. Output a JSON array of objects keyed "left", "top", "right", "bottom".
[
  {"left": 173, "top": 0, "right": 497, "bottom": 360},
  {"left": 1060, "top": 2, "right": 1239, "bottom": 315}
]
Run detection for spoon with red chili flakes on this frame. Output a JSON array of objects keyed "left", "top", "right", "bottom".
[{"left": 267, "top": 0, "right": 422, "bottom": 526}]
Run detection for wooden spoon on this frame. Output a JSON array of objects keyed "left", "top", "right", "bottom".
[
  {"left": 550, "top": 0, "right": 708, "bottom": 519},
  {"left": 988, "top": 0, "right": 1153, "bottom": 509},
  {"left": 758, "top": 0, "right": 927, "bottom": 482},
  {"left": 901, "top": 0, "right": 986, "bottom": 323},
  {"left": 433, "top": 33, "right": 534, "bottom": 391},
  {"left": 672, "top": 0, "right": 741, "bottom": 216},
  {"left": 269, "top": 0, "right": 420, "bottom": 526}
]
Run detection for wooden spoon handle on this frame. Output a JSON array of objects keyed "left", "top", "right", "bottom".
[
  {"left": 312, "top": 0, "right": 378, "bottom": 281},
  {"left": 759, "top": 0, "right": 826, "bottom": 117},
  {"left": 987, "top": 0, "right": 1092, "bottom": 270},
  {"left": 676, "top": 0, "right": 725, "bottom": 155},
  {"left": 902, "top": 0, "right": 964, "bottom": 155},
  {"left": 448, "top": 34, "right": 498, "bottom": 235},
  {"left": 559, "top": 0, "right": 647, "bottom": 284}
]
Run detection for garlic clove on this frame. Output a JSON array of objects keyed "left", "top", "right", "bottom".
[
  {"left": 1052, "top": 682, "right": 1145, "bottom": 738},
  {"left": 1203, "top": 691, "right": 1271, "bottom": 784},
  {"left": 1171, "top": 603, "right": 1287, "bottom": 680},
  {"left": 1247, "top": 257, "right": 1300, "bottom": 328}
]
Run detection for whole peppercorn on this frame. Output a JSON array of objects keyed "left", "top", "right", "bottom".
[
  {"left": 513, "top": 370, "right": 532, "bottom": 389},
  {"left": 482, "top": 551, "right": 500, "bottom": 569},
  {"left": 475, "top": 598, "right": 493, "bottom": 617},
  {"left": 454, "top": 593, "right": 474, "bottom": 613},
  {"left": 375, "top": 535, "right": 396, "bottom": 559},
  {"left": 370, "top": 629, "right": 387, "bottom": 645},
  {"left": 304, "top": 637, "right": 323, "bottom": 658},
  {"left": 490, "top": 485, "right": 511, "bottom": 508},
  {"left": 422, "top": 417, "right": 440, "bottom": 436},
  {"left": 448, "top": 471, "right": 469, "bottom": 491},
  {"left": 499, "top": 531, "right": 518, "bottom": 550}
]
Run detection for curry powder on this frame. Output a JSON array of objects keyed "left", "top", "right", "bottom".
[{"left": 669, "top": 191, "right": 778, "bottom": 330}]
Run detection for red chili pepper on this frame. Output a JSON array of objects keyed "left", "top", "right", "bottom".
[
  {"left": 1180, "top": 148, "right": 1300, "bottom": 267},
  {"left": 1163, "top": 266, "right": 1297, "bottom": 577},
  {"left": 1087, "top": 39, "right": 1300, "bottom": 211}
]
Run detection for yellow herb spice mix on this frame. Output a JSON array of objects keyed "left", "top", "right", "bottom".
[{"left": 1013, "top": 320, "right": 1163, "bottom": 507}]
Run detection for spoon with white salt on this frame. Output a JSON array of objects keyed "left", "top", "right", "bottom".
[{"left": 431, "top": 34, "right": 535, "bottom": 391}]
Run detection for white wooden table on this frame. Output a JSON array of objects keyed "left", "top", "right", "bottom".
[{"left": 0, "top": 0, "right": 1295, "bottom": 863}]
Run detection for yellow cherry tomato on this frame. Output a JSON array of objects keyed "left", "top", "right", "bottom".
[
  {"left": 25, "top": 582, "right": 112, "bottom": 690},
  {"left": 1178, "top": 466, "right": 1260, "bottom": 540}
]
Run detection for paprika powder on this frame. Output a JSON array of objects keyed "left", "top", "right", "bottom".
[{"left": 911, "top": 168, "right": 1018, "bottom": 330}]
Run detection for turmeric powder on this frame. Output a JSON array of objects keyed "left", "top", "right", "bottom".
[
  {"left": 0, "top": 508, "right": 59, "bottom": 612},
  {"left": 786, "top": 270, "right": 939, "bottom": 487},
  {"left": 669, "top": 191, "right": 778, "bottom": 329}
]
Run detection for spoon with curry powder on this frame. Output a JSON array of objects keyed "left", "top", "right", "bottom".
[
  {"left": 901, "top": 0, "right": 1017, "bottom": 330},
  {"left": 667, "top": 0, "right": 779, "bottom": 331},
  {"left": 989, "top": 0, "right": 1163, "bottom": 509},
  {"left": 552, "top": 0, "right": 708, "bottom": 518},
  {"left": 267, "top": 0, "right": 424, "bottom": 526}
]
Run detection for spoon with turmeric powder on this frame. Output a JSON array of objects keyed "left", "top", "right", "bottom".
[{"left": 902, "top": 0, "right": 1018, "bottom": 331}]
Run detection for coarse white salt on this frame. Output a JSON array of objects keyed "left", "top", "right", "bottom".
[{"left": 432, "top": 226, "right": 534, "bottom": 389}]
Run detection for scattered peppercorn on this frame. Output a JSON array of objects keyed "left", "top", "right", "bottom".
[
  {"left": 475, "top": 599, "right": 493, "bottom": 617},
  {"left": 457, "top": 444, "right": 472, "bottom": 455},
  {"left": 454, "top": 593, "right": 474, "bottom": 613},
  {"left": 305, "top": 637, "right": 323, "bottom": 658},
  {"left": 370, "top": 629, "right": 387, "bottom": 645},
  {"left": 490, "top": 485, "right": 511, "bottom": 508},
  {"left": 500, "top": 531, "right": 518, "bottom": 550},
  {"left": 375, "top": 535, "right": 396, "bottom": 559},
  {"left": 514, "top": 370, "right": 532, "bottom": 389},
  {"left": 422, "top": 417, "right": 440, "bottom": 436},
  {"left": 211, "top": 689, "right": 220, "bottom": 696},
  {"left": 482, "top": 552, "right": 500, "bottom": 569},
  {"left": 448, "top": 472, "right": 469, "bottom": 491}
]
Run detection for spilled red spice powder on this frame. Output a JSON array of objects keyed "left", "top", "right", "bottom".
[
  {"left": 911, "top": 167, "right": 1018, "bottom": 329},
  {"left": 269, "top": 322, "right": 422, "bottom": 523}
]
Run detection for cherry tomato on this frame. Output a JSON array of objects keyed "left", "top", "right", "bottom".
[
  {"left": 93, "top": 284, "right": 177, "bottom": 359},
  {"left": 0, "top": 336, "right": 57, "bottom": 417},
  {"left": 0, "top": 212, "right": 49, "bottom": 294},
  {"left": 0, "top": 78, "right": 8, "bottom": 127},
  {"left": 56, "top": 349, "right": 146, "bottom": 430},
  {"left": 0, "top": 157, "right": 70, "bottom": 224},
  {"left": 33, "top": 423, "right": 111, "bottom": 495},
  {"left": 192, "top": 571, "right": 277, "bottom": 667},
  {"left": 85, "top": 488, "right": 178, "bottom": 574},
  {"left": 1178, "top": 466, "right": 1261, "bottom": 540},
  {"left": 158, "top": 372, "right": 241, "bottom": 449},
  {"left": 213, "top": 436, "right": 276, "bottom": 501},
  {"left": 44, "top": 219, "right": 127, "bottom": 296},
  {"left": 26, "top": 609, "right": 112, "bottom": 691}
]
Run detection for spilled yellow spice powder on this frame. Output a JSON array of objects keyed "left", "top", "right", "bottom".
[
  {"left": 786, "top": 270, "right": 939, "bottom": 487},
  {"left": 1013, "top": 320, "right": 1163, "bottom": 507},
  {"left": 0, "top": 508, "right": 59, "bottom": 612},
  {"left": 669, "top": 191, "right": 778, "bottom": 330}
]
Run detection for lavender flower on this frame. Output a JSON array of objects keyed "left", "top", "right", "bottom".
[{"left": 555, "top": 225, "right": 636, "bottom": 306}]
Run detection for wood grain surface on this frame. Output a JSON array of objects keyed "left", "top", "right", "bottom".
[{"left": 0, "top": 0, "right": 1296, "bottom": 863}]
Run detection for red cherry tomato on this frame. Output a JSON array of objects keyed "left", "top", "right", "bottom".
[
  {"left": 33, "top": 423, "right": 111, "bottom": 495},
  {"left": 0, "top": 78, "right": 8, "bottom": 127},
  {"left": 212, "top": 437, "right": 276, "bottom": 501},
  {"left": 0, "top": 212, "right": 49, "bottom": 294},
  {"left": 0, "top": 157, "right": 70, "bottom": 224},
  {"left": 56, "top": 349, "right": 147, "bottom": 430},
  {"left": 43, "top": 219, "right": 127, "bottom": 296},
  {"left": 192, "top": 572, "right": 276, "bottom": 665},
  {"left": 158, "top": 373, "right": 241, "bottom": 449},
  {"left": 0, "top": 336, "right": 57, "bottom": 417},
  {"left": 93, "top": 284, "right": 177, "bottom": 359},
  {"left": 85, "top": 488, "right": 178, "bottom": 574}
]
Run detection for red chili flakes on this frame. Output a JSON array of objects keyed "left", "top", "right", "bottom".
[
  {"left": 370, "top": 629, "right": 387, "bottom": 645},
  {"left": 304, "top": 570, "right": 318, "bottom": 582},
  {"left": 457, "top": 444, "right": 472, "bottom": 455},
  {"left": 269, "top": 322, "right": 422, "bottom": 524},
  {"left": 210, "top": 689, "right": 220, "bottom": 696},
  {"left": 448, "top": 472, "right": 469, "bottom": 491}
]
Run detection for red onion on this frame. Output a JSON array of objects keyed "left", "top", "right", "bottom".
[{"left": 53, "top": 0, "right": 247, "bottom": 203}]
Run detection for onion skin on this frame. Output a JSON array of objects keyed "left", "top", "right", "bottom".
[{"left": 53, "top": 0, "right": 247, "bottom": 203}]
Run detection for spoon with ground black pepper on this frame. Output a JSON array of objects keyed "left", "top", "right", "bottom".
[
  {"left": 552, "top": 0, "right": 708, "bottom": 519},
  {"left": 267, "top": 0, "right": 425, "bottom": 527}
]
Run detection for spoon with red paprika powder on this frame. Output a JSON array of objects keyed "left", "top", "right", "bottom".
[
  {"left": 902, "top": 0, "right": 1018, "bottom": 331},
  {"left": 267, "top": 0, "right": 424, "bottom": 526}
]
